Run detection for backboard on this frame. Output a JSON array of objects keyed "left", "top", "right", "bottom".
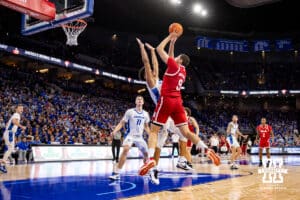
[{"left": 21, "top": 0, "right": 94, "bottom": 36}]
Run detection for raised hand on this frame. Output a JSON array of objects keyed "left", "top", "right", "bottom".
[{"left": 145, "top": 43, "right": 155, "bottom": 51}]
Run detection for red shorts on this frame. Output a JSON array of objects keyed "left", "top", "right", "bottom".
[
  {"left": 152, "top": 96, "right": 187, "bottom": 126},
  {"left": 259, "top": 140, "right": 270, "bottom": 148},
  {"left": 187, "top": 140, "right": 192, "bottom": 147}
]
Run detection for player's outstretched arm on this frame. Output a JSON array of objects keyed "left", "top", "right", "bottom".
[
  {"left": 12, "top": 118, "right": 26, "bottom": 130},
  {"left": 145, "top": 43, "right": 159, "bottom": 79},
  {"left": 237, "top": 129, "right": 246, "bottom": 138},
  {"left": 111, "top": 120, "right": 125, "bottom": 137},
  {"left": 137, "top": 38, "right": 154, "bottom": 85},
  {"left": 144, "top": 123, "right": 151, "bottom": 135},
  {"left": 156, "top": 33, "right": 177, "bottom": 64},
  {"left": 168, "top": 37, "right": 177, "bottom": 58}
]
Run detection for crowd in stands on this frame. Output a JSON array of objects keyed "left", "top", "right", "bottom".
[
  {"left": 0, "top": 65, "right": 299, "bottom": 164},
  {"left": 196, "top": 62, "right": 300, "bottom": 90}
]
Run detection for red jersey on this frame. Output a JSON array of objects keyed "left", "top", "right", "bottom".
[
  {"left": 160, "top": 57, "right": 186, "bottom": 97},
  {"left": 257, "top": 124, "right": 272, "bottom": 141}
]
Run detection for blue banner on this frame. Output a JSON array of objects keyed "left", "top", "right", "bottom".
[
  {"left": 197, "top": 36, "right": 249, "bottom": 52},
  {"left": 197, "top": 36, "right": 293, "bottom": 52},
  {"left": 253, "top": 40, "right": 271, "bottom": 52},
  {"left": 275, "top": 39, "right": 293, "bottom": 51}
]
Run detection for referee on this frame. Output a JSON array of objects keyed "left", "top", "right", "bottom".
[{"left": 111, "top": 129, "right": 122, "bottom": 163}]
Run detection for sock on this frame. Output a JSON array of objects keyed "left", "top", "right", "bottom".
[
  {"left": 148, "top": 148, "right": 155, "bottom": 158},
  {"left": 196, "top": 140, "right": 208, "bottom": 149},
  {"left": 114, "top": 167, "right": 120, "bottom": 173},
  {"left": 178, "top": 156, "right": 187, "bottom": 163}
]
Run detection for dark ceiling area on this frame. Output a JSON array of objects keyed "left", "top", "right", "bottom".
[{"left": 0, "top": 0, "right": 299, "bottom": 37}]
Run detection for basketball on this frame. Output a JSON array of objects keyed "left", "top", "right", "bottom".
[{"left": 169, "top": 23, "right": 183, "bottom": 36}]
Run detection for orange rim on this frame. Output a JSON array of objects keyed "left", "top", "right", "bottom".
[{"left": 62, "top": 19, "right": 87, "bottom": 29}]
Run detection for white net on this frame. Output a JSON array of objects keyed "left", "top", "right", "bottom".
[{"left": 62, "top": 19, "right": 87, "bottom": 46}]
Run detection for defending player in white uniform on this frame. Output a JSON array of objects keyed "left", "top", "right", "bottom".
[
  {"left": 0, "top": 105, "right": 26, "bottom": 173},
  {"left": 226, "top": 115, "right": 246, "bottom": 170},
  {"left": 109, "top": 96, "right": 150, "bottom": 180}
]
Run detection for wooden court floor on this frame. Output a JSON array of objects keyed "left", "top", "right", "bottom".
[{"left": 0, "top": 155, "right": 299, "bottom": 200}]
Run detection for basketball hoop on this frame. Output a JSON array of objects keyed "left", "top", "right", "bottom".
[{"left": 62, "top": 19, "right": 87, "bottom": 46}]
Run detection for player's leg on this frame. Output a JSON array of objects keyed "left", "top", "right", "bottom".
[
  {"left": 139, "top": 123, "right": 160, "bottom": 176},
  {"left": 112, "top": 139, "right": 116, "bottom": 161},
  {"left": 154, "top": 128, "right": 168, "bottom": 165},
  {"left": 177, "top": 139, "right": 193, "bottom": 170},
  {"left": 139, "top": 97, "right": 171, "bottom": 175},
  {"left": 186, "top": 147, "right": 192, "bottom": 165},
  {"left": 266, "top": 147, "right": 271, "bottom": 167},
  {"left": 109, "top": 137, "right": 132, "bottom": 180},
  {"left": 116, "top": 140, "right": 121, "bottom": 163},
  {"left": 1, "top": 131, "right": 14, "bottom": 173},
  {"left": 172, "top": 101, "right": 220, "bottom": 166},
  {"left": 258, "top": 147, "right": 263, "bottom": 167},
  {"left": 235, "top": 147, "right": 242, "bottom": 162}
]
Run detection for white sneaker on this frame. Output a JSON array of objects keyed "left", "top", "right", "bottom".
[
  {"left": 149, "top": 169, "right": 160, "bottom": 185},
  {"left": 176, "top": 161, "right": 193, "bottom": 171},
  {"left": 230, "top": 163, "right": 239, "bottom": 170},
  {"left": 109, "top": 173, "right": 120, "bottom": 180}
]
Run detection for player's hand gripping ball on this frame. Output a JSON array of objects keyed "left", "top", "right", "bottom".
[{"left": 169, "top": 23, "right": 183, "bottom": 37}]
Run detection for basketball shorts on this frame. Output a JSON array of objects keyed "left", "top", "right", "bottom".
[
  {"left": 259, "top": 140, "right": 270, "bottom": 148},
  {"left": 3, "top": 130, "right": 15, "bottom": 148},
  {"left": 123, "top": 135, "right": 148, "bottom": 154},
  {"left": 152, "top": 96, "right": 187, "bottom": 127},
  {"left": 226, "top": 135, "right": 240, "bottom": 148}
]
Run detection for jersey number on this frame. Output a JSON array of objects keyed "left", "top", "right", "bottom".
[
  {"left": 136, "top": 119, "right": 142, "bottom": 126},
  {"left": 176, "top": 79, "right": 183, "bottom": 91}
]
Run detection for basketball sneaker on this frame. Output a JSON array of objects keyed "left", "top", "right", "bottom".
[
  {"left": 176, "top": 160, "right": 193, "bottom": 171},
  {"left": 230, "top": 163, "right": 239, "bottom": 170},
  {"left": 0, "top": 165, "right": 7, "bottom": 174},
  {"left": 187, "top": 161, "right": 193, "bottom": 169},
  {"left": 259, "top": 160, "right": 263, "bottom": 167},
  {"left": 109, "top": 172, "right": 120, "bottom": 180},
  {"left": 138, "top": 159, "right": 156, "bottom": 176},
  {"left": 149, "top": 169, "right": 160, "bottom": 185},
  {"left": 266, "top": 160, "right": 270, "bottom": 168}
]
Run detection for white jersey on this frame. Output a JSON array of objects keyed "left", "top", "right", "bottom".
[
  {"left": 123, "top": 108, "right": 150, "bottom": 137},
  {"left": 5, "top": 113, "right": 20, "bottom": 134},
  {"left": 146, "top": 79, "right": 162, "bottom": 105},
  {"left": 228, "top": 122, "right": 238, "bottom": 137}
]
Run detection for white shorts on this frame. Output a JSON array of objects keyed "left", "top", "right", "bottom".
[
  {"left": 226, "top": 135, "right": 240, "bottom": 148},
  {"left": 123, "top": 135, "right": 148, "bottom": 154},
  {"left": 168, "top": 119, "right": 187, "bottom": 142},
  {"left": 3, "top": 130, "right": 15, "bottom": 148}
]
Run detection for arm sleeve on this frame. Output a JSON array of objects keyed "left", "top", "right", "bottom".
[{"left": 166, "top": 57, "right": 179, "bottom": 74}]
